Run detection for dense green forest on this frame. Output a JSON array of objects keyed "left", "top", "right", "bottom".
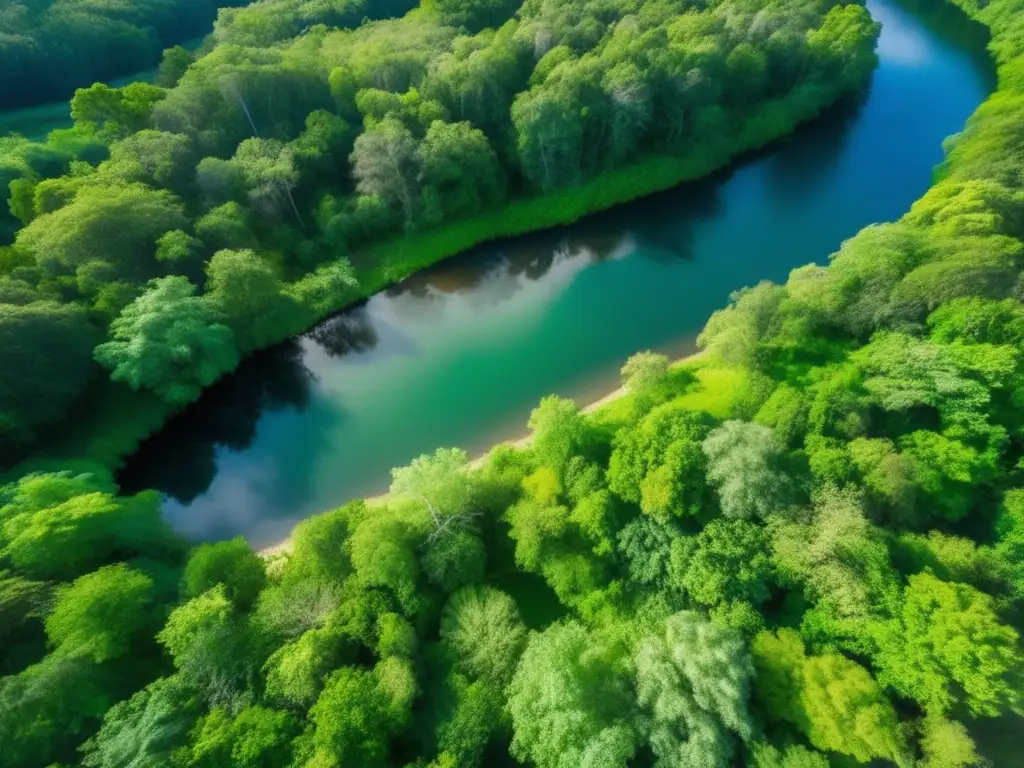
[
  {"left": 0, "top": 0, "right": 878, "bottom": 465},
  {"left": 2, "top": 0, "right": 1024, "bottom": 766},
  {"left": 0, "top": 0, "right": 254, "bottom": 107}
]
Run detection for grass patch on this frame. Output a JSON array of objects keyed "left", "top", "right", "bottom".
[{"left": 671, "top": 363, "right": 753, "bottom": 420}]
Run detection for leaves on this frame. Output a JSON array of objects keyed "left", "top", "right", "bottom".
[{"left": 94, "top": 276, "right": 240, "bottom": 404}]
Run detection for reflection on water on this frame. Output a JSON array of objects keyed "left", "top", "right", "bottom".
[
  {"left": 119, "top": 0, "right": 994, "bottom": 548},
  {"left": 119, "top": 341, "right": 315, "bottom": 504}
]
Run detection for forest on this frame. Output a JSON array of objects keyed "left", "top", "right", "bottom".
[
  {"left": 0, "top": 0, "right": 255, "bottom": 107},
  {"left": 0, "top": 0, "right": 878, "bottom": 464},
  {"left": 2, "top": 0, "right": 1024, "bottom": 765}
]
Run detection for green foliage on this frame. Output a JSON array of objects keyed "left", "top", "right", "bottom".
[
  {"left": 182, "top": 537, "right": 267, "bottom": 610},
  {"left": 204, "top": 249, "right": 293, "bottom": 350},
  {"left": 1, "top": 471, "right": 172, "bottom": 581},
  {"left": 263, "top": 627, "right": 344, "bottom": 708},
  {"left": 873, "top": 572, "right": 1023, "bottom": 717},
  {"left": 80, "top": 675, "right": 201, "bottom": 768},
  {"left": 753, "top": 629, "right": 907, "bottom": 765},
  {"left": 4, "top": 0, "right": 1024, "bottom": 767},
  {"left": 440, "top": 586, "right": 527, "bottom": 686},
  {"left": 507, "top": 621, "right": 637, "bottom": 768},
  {"left": 634, "top": 611, "right": 755, "bottom": 768},
  {"left": 184, "top": 705, "right": 298, "bottom": 768},
  {"left": 0, "top": 301, "right": 96, "bottom": 451},
  {"left": 702, "top": 420, "right": 791, "bottom": 520},
  {"left": 307, "top": 660, "right": 415, "bottom": 767},
  {"left": 620, "top": 351, "right": 671, "bottom": 394},
  {"left": 429, "top": 0, "right": 520, "bottom": 31},
  {"left": 918, "top": 714, "right": 985, "bottom": 768},
  {"left": 800, "top": 653, "right": 907, "bottom": 764},
  {"left": 94, "top": 276, "right": 240, "bottom": 404},
  {"left": 669, "top": 519, "right": 774, "bottom": 607},
  {"left": 617, "top": 516, "right": 677, "bottom": 590},
  {"left": 349, "top": 513, "right": 421, "bottom": 612},
  {"left": 528, "top": 395, "right": 593, "bottom": 480},
  {"left": 771, "top": 485, "right": 900, "bottom": 620},
  {"left": 608, "top": 403, "right": 712, "bottom": 520},
  {"left": 45, "top": 565, "right": 154, "bottom": 662}
]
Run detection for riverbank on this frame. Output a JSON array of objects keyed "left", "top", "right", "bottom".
[
  {"left": 18, "top": 76, "right": 871, "bottom": 482},
  {"left": 257, "top": 350, "right": 708, "bottom": 557}
]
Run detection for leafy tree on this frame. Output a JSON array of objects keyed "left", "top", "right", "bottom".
[
  {"left": 800, "top": 653, "right": 907, "bottom": 764},
  {"left": 507, "top": 621, "right": 637, "bottom": 768},
  {"left": 349, "top": 514, "right": 421, "bottom": 613},
  {"left": 511, "top": 86, "right": 583, "bottom": 191},
  {"left": 1, "top": 651, "right": 121, "bottom": 768},
  {"left": 608, "top": 404, "right": 711, "bottom": 520},
  {"left": 195, "top": 202, "right": 257, "bottom": 251},
  {"left": 702, "top": 420, "right": 791, "bottom": 520},
  {"left": 748, "top": 742, "right": 829, "bottom": 768},
  {"left": 107, "top": 130, "right": 196, "bottom": 192},
  {"left": 231, "top": 138, "right": 302, "bottom": 221},
  {"left": 752, "top": 629, "right": 907, "bottom": 765},
  {"left": 94, "top": 276, "right": 240, "bottom": 404},
  {"left": 918, "top": 714, "right": 984, "bottom": 768},
  {"left": 391, "top": 447, "right": 475, "bottom": 533},
  {"left": 0, "top": 572, "right": 48, "bottom": 650},
  {"left": 17, "top": 182, "right": 188, "bottom": 293},
  {"left": 440, "top": 586, "right": 527, "bottom": 686},
  {"left": 617, "top": 516, "right": 677, "bottom": 590},
  {"left": 771, "top": 485, "right": 900, "bottom": 621},
  {"left": 1, "top": 479, "right": 170, "bottom": 581},
  {"left": 351, "top": 117, "right": 421, "bottom": 226},
  {"left": 155, "top": 230, "right": 204, "bottom": 278},
  {"left": 417, "top": 120, "right": 504, "bottom": 223},
  {"left": 156, "top": 45, "right": 196, "bottom": 88},
  {"left": 80, "top": 675, "right": 202, "bottom": 768},
  {"left": 308, "top": 661, "right": 415, "bottom": 767},
  {"left": 620, "top": 351, "right": 670, "bottom": 394},
  {"left": 182, "top": 537, "right": 267, "bottom": 610},
  {"left": 263, "top": 627, "right": 345, "bottom": 708},
  {"left": 284, "top": 501, "right": 363, "bottom": 585},
  {"left": 669, "top": 519, "right": 773, "bottom": 607},
  {"left": 429, "top": 0, "right": 520, "bottom": 31},
  {"left": 528, "top": 395, "right": 592, "bottom": 480},
  {"left": 634, "top": 611, "right": 754, "bottom": 768},
  {"left": 185, "top": 705, "right": 298, "bottom": 768},
  {"left": 873, "top": 572, "right": 1023, "bottom": 717},
  {"left": 71, "top": 83, "right": 167, "bottom": 137},
  {"left": 996, "top": 489, "right": 1024, "bottom": 599},
  {"left": 157, "top": 586, "right": 252, "bottom": 709},
  {"left": 422, "top": 528, "right": 486, "bottom": 592},
  {"left": 45, "top": 565, "right": 154, "bottom": 663},
  {"left": 204, "top": 248, "right": 291, "bottom": 349}
]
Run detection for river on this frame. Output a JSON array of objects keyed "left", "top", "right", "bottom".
[{"left": 117, "top": 0, "right": 994, "bottom": 550}]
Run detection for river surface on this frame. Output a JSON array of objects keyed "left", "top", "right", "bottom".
[{"left": 118, "top": 0, "right": 995, "bottom": 549}]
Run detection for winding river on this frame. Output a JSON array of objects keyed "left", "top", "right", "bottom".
[{"left": 116, "top": 0, "right": 995, "bottom": 549}]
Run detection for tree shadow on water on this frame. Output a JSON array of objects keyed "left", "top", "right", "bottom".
[{"left": 118, "top": 339, "right": 315, "bottom": 503}]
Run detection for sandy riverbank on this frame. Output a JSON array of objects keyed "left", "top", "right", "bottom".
[{"left": 259, "top": 352, "right": 703, "bottom": 558}]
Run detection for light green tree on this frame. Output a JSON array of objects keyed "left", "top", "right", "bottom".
[
  {"left": 94, "top": 276, "right": 240, "bottom": 404},
  {"left": 634, "top": 611, "right": 754, "bottom": 768},
  {"left": 507, "top": 621, "right": 637, "bottom": 768},
  {"left": 45, "top": 564, "right": 153, "bottom": 662}
]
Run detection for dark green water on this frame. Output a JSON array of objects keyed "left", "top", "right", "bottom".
[{"left": 120, "top": 0, "right": 994, "bottom": 551}]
